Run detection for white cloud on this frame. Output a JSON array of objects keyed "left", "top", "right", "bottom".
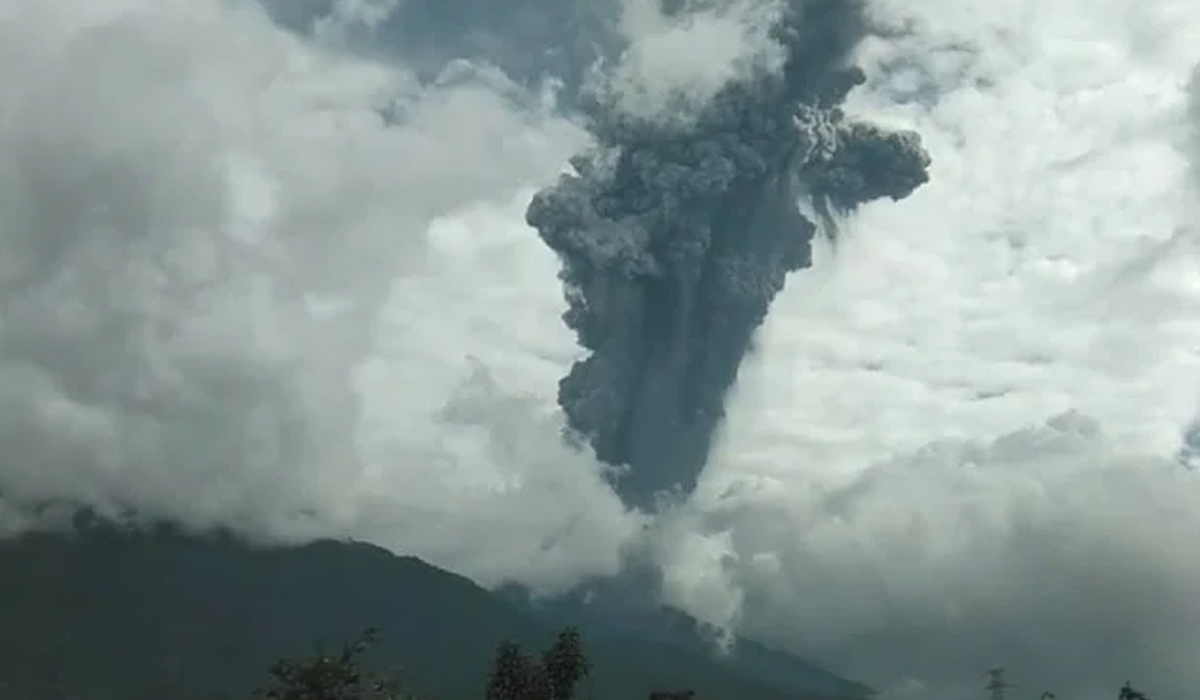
[
  {"left": 666, "top": 415, "right": 1200, "bottom": 698},
  {"left": 0, "top": 0, "right": 629, "bottom": 590},
  {"left": 652, "top": 0, "right": 1200, "bottom": 697},
  {"left": 601, "top": 0, "right": 786, "bottom": 119},
  {"left": 313, "top": 0, "right": 400, "bottom": 47},
  {"left": 1188, "top": 63, "right": 1200, "bottom": 194}
]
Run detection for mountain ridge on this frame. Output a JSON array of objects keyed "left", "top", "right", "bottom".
[{"left": 0, "top": 519, "right": 871, "bottom": 700}]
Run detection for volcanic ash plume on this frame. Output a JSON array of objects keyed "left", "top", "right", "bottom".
[{"left": 525, "top": 0, "right": 931, "bottom": 512}]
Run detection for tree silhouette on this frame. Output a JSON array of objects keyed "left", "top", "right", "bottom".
[
  {"left": 485, "top": 628, "right": 590, "bottom": 700},
  {"left": 252, "top": 628, "right": 409, "bottom": 700},
  {"left": 252, "top": 624, "right": 704, "bottom": 700},
  {"left": 541, "top": 628, "right": 590, "bottom": 700},
  {"left": 485, "top": 641, "right": 544, "bottom": 700},
  {"left": 252, "top": 626, "right": 604, "bottom": 700}
]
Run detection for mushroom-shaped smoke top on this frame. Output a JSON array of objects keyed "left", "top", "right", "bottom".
[{"left": 526, "top": 0, "right": 931, "bottom": 512}]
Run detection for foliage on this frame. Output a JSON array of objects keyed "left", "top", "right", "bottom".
[
  {"left": 485, "top": 628, "right": 590, "bottom": 700},
  {"left": 1118, "top": 681, "right": 1150, "bottom": 700},
  {"left": 252, "top": 626, "right": 700, "bottom": 700},
  {"left": 252, "top": 627, "right": 409, "bottom": 700},
  {"left": 249, "top": 626, "right": 1166, "bottom": 700}
]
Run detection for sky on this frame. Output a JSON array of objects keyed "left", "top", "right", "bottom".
[{"left": 1, "top": 0, "right": 1200, "bottom": 698}]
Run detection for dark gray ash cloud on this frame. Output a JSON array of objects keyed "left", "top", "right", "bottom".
[{"left": 526, "top": 0, "right": 931, "bottom": 511}]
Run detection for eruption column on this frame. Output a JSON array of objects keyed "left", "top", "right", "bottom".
[{"left": 527, "top": 0, "right": 931, "bottom": 511}]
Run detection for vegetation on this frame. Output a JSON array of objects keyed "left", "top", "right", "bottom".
[
  {"left": 253, "top": 625, "right": 691, "bottom": 700},
  {"left": 987, "top": 666, "right": 1155, "bottom": 700},
  {"left": 0, "top": 526, "right": 1172, "bottom": 700},
  {"left": 0, "top": 526, "right": 866, "bottom": 700},
  {"left": 256, "top": 630, "right": 1160, "bottom": 700},
  {"left": 253, "top": 628, "right": 409, "bottom": 700},
  {"left": 1118, "top": 682, "right": 1151, "bottom": 700}
]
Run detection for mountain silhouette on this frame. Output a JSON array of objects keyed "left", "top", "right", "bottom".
[{"left": 0, "top": 519, "right": 871, "bottom": 700}]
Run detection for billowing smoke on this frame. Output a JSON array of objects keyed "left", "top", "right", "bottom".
[{"left": 526, "top": 0, "right": 931, "bottom": 510}]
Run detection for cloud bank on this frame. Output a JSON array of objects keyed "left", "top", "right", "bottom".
[
  {"left": 0, "top": 0, "right": 624, "bottom": 588},
  {"left": 4, "top": 0, "right": 1200, "bottom": 699},
  {"left": 655, "top": 1, "right": 1200, "bottom": 697}
]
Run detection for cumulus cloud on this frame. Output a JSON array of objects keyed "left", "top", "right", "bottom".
[
  {"left": 1188, "top": 62, "right": 1200, "bottom": 193},
  {"left": 662, "top": 415, "right": 1200, "bottom": 699},
  {"left": 602, "top": 0, "right": 788, "bottom": 118},
  {"left": 0, "top": 0, "right": 627, "bottom": 589},
  {"left": 647, "top": 1, "right": 1200, "bottom": 697}
]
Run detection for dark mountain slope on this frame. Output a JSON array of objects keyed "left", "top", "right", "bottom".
[
  {"left": 0, "top": 523, "right": 870, "bottom": 700},
  {"left": 499, "top": 582, "right": 874, "bottom": 699}
]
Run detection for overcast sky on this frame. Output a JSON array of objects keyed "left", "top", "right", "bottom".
[{"left": 2, "top": 0, "right": 1200, "bottom": 698}]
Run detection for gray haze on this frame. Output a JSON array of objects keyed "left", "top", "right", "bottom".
[
  {"left": 526, "top": 0, "right": 930, "bottom": 510},
  {"left": 258, "top": 0, "right": 622, "bottom": 105}
]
